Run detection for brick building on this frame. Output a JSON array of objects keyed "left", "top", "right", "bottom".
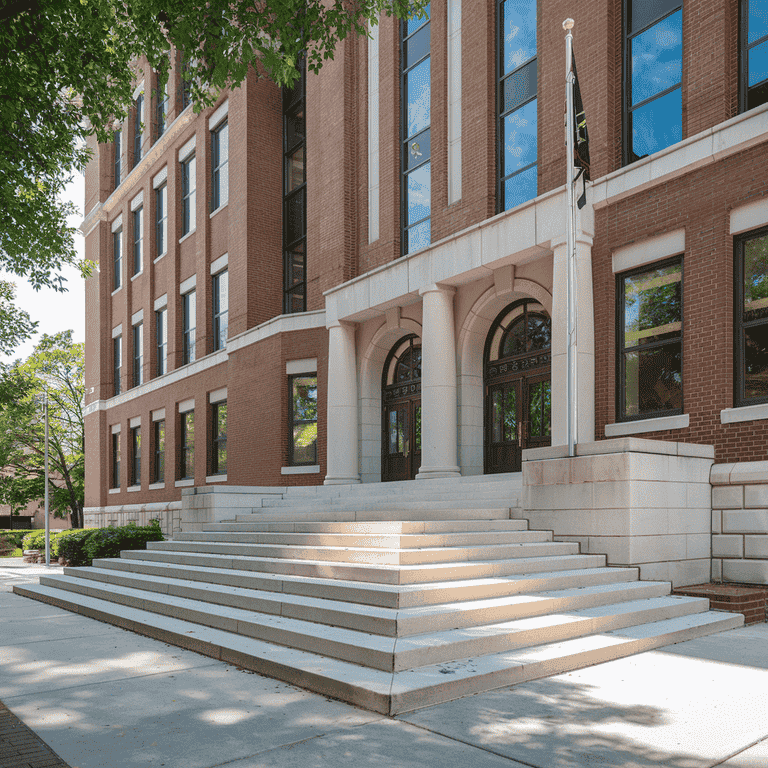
[{"left": 83, "top": 0, "right": 768, "bottom": 585}]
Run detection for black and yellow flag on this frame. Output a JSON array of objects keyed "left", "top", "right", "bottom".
[{"left": 571, "top": 54, "right": 590, "bottom": 207}]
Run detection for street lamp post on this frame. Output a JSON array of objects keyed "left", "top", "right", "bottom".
[{"left": 44, "top": 387, "right": 50, "bottom": 567}]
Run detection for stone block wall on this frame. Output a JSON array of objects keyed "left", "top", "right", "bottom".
[
  {"left": 711, "top": 461, "right": 768, "bottom": 585},
  {"left": 84, "top": 501, "right": 183, "bottom": 538}
]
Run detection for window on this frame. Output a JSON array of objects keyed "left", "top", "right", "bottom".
[
  {"left": 401, "top": 5, "right": 431, "bottom": 256},
  {"left": 155, "top": 73, "right": 168, "bottom": 140},
  {"left": 211, "top": 402, "right": 227, "bottom": 475},
  {"left": 113, "top": 228, "right": 122, "bottom": 291},
  {"left": 113, "top": 335, "right": 122, "bottom": 396},
  {"left": 132, "top": 207, "right": 143, "bottom": 275},
  {"left": 283, "top": 60, "right": 307, "bottom": 313},
  {"left": 617, "top": 256, "right": 683, "bottom": 420},
  {"left": 498, "top": 0, "right": 537, "bottom": 211},
  {"left": 111, "top": 432, "right": 121, "bottom": 488},
  {"left": 180, "top": 58, "right": 193, "bottom": 111},
  {"left": 130, "top": 426, "right": 141, "bottom": 486},
  {"left": 735, "top": 227, "right": 768, "bottom": 405},
  {"left": 212, "top": 270, "right": 228, "bottom": 351},
  {"left": 153, "top": 419, "right": 165, "bottom": 483},
  {"left": 181, "top": 154, "right": 196, "bottom": 236},
  {"left": 180, "top": 410, "right": 194, "bottom": 479},
  {"left": 624, "top": 0, "right": 683, "bottom": 164},
  {"left": 132, "top": 323, "right": 143, "bottom": 388},
  {"left": 133, "top": 93, "right": 143, "bottom": 168},
  {"left": 289, "top": 374, "right": 318, "bottom": 465},
  {"left": 155, "top": 183, "right": 167, "bottom": 258},
  {"left": 114, "top": 128, "right": 122, "bottom": 188},
  {"left": 182, "top": 290, "right": 196, "bottom": 365},
  {"left": 156, "top": 308, "right": 167, "bottom": 376},
  {"left": 211, "top": 120, "right": 229, "bottom": 211},
  {"left": 741, "top": 0, "right": 768, "bottom": 111}
]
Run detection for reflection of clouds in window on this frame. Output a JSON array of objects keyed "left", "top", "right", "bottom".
[
  {"left": 503, "top": 0, "right": 536, "bottom": 74},
  {"left": 407, "top": 61, "right": 430, "bottom": 137},
  {"left": 631, "top": 11, "right": 682, "bottom": 104},
  {"left": 749, "top": 4, "right": 768, "bottom": 44},
  {"left": 631, "top": 88, "right": 681, "bottom": 157},
  {"left": 504, "top": 99, "right": 537, "bottom": 173},
  {"left": 407, "top": 162, "right": 431, "bottom": 224},
  {"left": 750, "top": 40, "right": 768, "bottom": 86}
]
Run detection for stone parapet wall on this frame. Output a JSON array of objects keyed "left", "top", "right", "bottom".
[
  {"left": 83, "top": 501, "right": 183, "bottom": 538},
  {"left": 711, "top": 461, "right": 768, "bottom": 585}
]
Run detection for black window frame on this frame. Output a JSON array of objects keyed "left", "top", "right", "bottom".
[
  {"left": 211, "top": 120, "right": 229, "bottom": 212},
  {"left": 212, "top": 270, "right": 228, "bottom": 352},
  {"left": 155, "top": 183, "right": 167, "bottom": 258},
  {"left": 156, "top": 307, "right": 167, "bottom": 376},
  {"left": 114, "top": 128, "right": 122, "bottom": 188},
  {"left": 735, "top": 224, "right": 768, "bottom": 406},
  {"left": 182, "top": 289, "right": 196, "bottom": 365},
  {"left": 113, "top": 228, "right": 122, "bottom": 291},
  {"left": 181, "top": 154, "right": 196, "bottom": 236},
  {"left": 155, "top": 70, "right": 168, "bottom": 141},
  {"left": 132, "top": 322, "right": 143, "bottom": 388},
  {"left": 132, "top": 93, "right": 143, "bottom": 168},
  {"left": 622, "top": 0, "right": 684, "bottom": 166},
  {"left": 211, "top": 401, "right": 227, "bottom": 475},
  {"left": 288, "top": 372, "right": 318, "bottom": 466},
  {"left": 739, "top": 0, "right": 768, "bottom": 113},
  {"left": 113, "top": 335, "right": 122, "bottom": 397},
  {"left": 132, "top": 206, "right": 143, "bottom": 276},
  {"left": 179, "top": 409, "right": 195, "bottom": 480},
  {"left": 180, "top": 57, "right": 193, "bottom": 111},
  {"left": 130, "top": 425, "right": 141, "bottom": 486},
  {"left": 111, "top": 431, "right": 121, "bottom": 489},
  {"left": 616, "top": 254, "right": 684, "bottom": 422},
  {"left": 153, "top": 419, "right": 165, "bottom": 483}
]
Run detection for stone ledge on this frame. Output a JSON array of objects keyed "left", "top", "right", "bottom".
[{"left": 672, "top": 582, "right": 767, "bottom": 625}]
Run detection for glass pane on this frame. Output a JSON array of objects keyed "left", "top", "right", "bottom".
[
  {"left": 748, "top": 79, "right": 768, "bottom": 110},
  {"left": 502, "top": 317, "right": 527, "bottom": 357},
  {"left": 503, "top": 387, "right": 517, "bottom": 442},
  {"left": 216, "top": 444, "right": 228, "bottom": 474},
  {"left": 631, "top": 10, "right": 682, "bottom": 105},
  {"left": 503, "top": 98, "right": 537, "bottom": 176},
  {"left": 389, "top": 409, "right": 399, "bottom": 453},
  {"left": 405, "top": 58, "right": 431, "bottom": 138},
  {"left": 285, "top": 109, "right": 305, "bottom": 150},
  {"left": 527, "top": 314, "right": 551, "bottom": 350},
  {"left": 285, "top": 187, "right": 305, "bottom": 245},
  {"left": 411, "top": 346, "right": 421, "bottom": 379},
  {"left": 528, "top": 383, "right": 542, "bottom": 436},
  {"left": 406, "top": 161, "right": 431, "bottom": 225},
  {"left": 406, "top": 3, "right": 430, "bottom": 35},
  {"left": 502, "top": 0, "right": 537, "bottom": 75},
  {"left": 749, "top": 1, "right": 768, "bottom": 44},
  {"left": 287, "top": 290, "right": 305, "bottom": 314},
  {"left": 504, "top": 164, "right": 538, "bottom": 211},
  {"left": 744, "top": 233, "right": 768, "bottom": 320},
  {"left": 623, "top": 342, "right": 682, "bottom": 417},
  {"left": 217, "top": 403, "right": 227, "bottom": 437},
  {"left": 624, "top": 263, "right": 681, "bottom": 348},
  {"left": 630, "top": 0, "right": 680, "bottom": 35},
  {"left": 286, "top": 145, "right": 305, "bottom": 192},
  {"left": 185, "top": 413, "right": 195, "bottom": 477},
  {"left": 749, "top": 39, "right": 768, "bottom": 86},
  {"left": 396, "top": 348, "right": 413, "bottom": 382},
  {"left": 405, "top": 128, "right": 430, "bottom": 170},
  {"left": 542, "top": 381, "right": 551, "bottom": 435},
  {"left": 415, "top": 405, "right": 421, "bottom": 452},
  {"left": 288, "top": 244, "right": 306, "bottom": 286},
  {"left": 405, "top": 220, "right": 430, "bottom": 255},
  {"left": 405, "top": 23, "right": 430, "bottom": 68},
  {"left": 502, "top": 59, "right": 537, "bottom": 114},
  {"left": 292, "top": 376, "right": 317, "bottom": 420},
  {"left": 745, "top": 324, "right": 768, "bottom": 400},
  {"left": 631, "top": 87, "right": 682, "bottom": 159},
  {"left": 492, "top": 390, "right": 503, "bottom": 442}
]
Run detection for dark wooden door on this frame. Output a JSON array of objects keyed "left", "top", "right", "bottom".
[{"left": 382, "top": 398, "right": 421, "bottom": 481}]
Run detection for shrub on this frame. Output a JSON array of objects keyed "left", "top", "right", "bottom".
[
  {"left": 0, "top": 529, "right": 36, "bottom": 550},
  {"left": 58, "top": 520, "right": 164, "bottom": 567},
  {"left": 21, "top": 529, "right": 47, "bottom": 550}
]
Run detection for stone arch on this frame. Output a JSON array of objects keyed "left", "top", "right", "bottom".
[{"left": 359, "top": 317, "right": 423, "bottom": 483}]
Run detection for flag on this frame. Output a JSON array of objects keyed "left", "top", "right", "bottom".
[{"left": 571, "top": 53, "right": 590, "bottom": 208}]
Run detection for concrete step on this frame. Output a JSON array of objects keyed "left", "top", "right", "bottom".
[
  {"left": 146, "top": 539, "right": 578, "bottom": 566},
  {"left": 255, "top": 496, "right": 522, "bottom": 510},
  {"left": 230, "top": 507, "right": 516, "bottom": 522},
  {"left": 201, "top": 519, "right": 531, "bottom": 534}
]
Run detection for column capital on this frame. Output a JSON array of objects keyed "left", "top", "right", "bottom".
[
  {"left": 551, "top": 232, "right": 594, "bottom": 251},
  {"left": 326, "top": 318, "right": 357, "bottom": 331},
  {"left": 418, "top": 282, "right": 456, "bottom": 297}
]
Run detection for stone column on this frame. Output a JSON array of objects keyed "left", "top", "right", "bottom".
[
  {"left": 324, "top": 321, "right": 360, "bottom": 484},
  {"left": 551, "top": 232, "right": 595, "bottom": 447},
  {"left": 417, "top": 284, "right": 461, "bottom": 479}
]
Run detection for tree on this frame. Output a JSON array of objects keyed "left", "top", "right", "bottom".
[
  {"left": 0, "top": 331, "right": 85, "bottom": 528},
  {"left": 0, "top": 281, "right": 37, "bottom": 356},
  {"left": 0, "top": 0, "right": 426, "bottom": 295}
]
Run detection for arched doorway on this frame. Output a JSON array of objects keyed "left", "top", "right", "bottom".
[
  {"left": 382, "top": 335, "right": 422, "bottom": 481},
  {"left": 485, "top": 299, "right": 551, "bottom": 473}
]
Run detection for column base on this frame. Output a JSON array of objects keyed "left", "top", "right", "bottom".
[
  {"left": 415, "top": 467, "right": 461, "bottom": 480},
  {"left": 323, "top": 476, "right": 362, "bottom": 485}
]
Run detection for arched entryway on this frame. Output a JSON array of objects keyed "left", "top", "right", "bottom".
[
  {"left": 485, "top": 299, "right": 552, "bottom": 473},
  {"left": 382, "top": 335, "right": 422, "bottom": 481}
]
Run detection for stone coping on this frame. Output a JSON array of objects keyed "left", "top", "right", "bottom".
[
  {"left": 84, "top": 501, "right": 182, "bottom": 514},
  {"left": 523, "top": 438, "right": 715, "bottom": 462},
  {"left": 711, "top": 461, "right": 768, "bottom": 486}
]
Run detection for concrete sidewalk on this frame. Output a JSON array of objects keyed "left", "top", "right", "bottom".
[{"left": 1, "top": 560, "right": 767, "bottom": 768}]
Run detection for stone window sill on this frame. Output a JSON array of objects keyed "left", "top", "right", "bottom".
[
  {"left": 127, "top": 485, "right": 141, "bottom": 492},
  {"left": 108, "top": 488, "right": 120, "bottom": 495},
  {"left": 604, "top": 413, "right": 689, "bottom": 438},
  {"left": 206, "top": 474, "right": 227, "bottom": 483},
  {"left": 281, "top": 465, "right": 320, "bottom": 475},
  {"left": 148, "top": 482, "right": 165, "bottom": 490},
  {"left": 175, "top": 478, "right": 195, "bottom": 488},
  {"left": 720, "top": 403, "right": 768, "bottom": 424}
]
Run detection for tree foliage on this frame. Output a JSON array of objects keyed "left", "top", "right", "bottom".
[
  {"left": 0, "top": 331, "right": 84, "bottom": 528},
  {"left": 0, "top": 281, "right": 37, "bottom": 356}
]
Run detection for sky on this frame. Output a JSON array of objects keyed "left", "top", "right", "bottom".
[{"left": 1, "top": 172, "right": 86, "bottom": 363}]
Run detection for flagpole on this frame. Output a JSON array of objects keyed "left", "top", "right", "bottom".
[{"left": 564, "top": 18, "right": 576, "bottom": 458}]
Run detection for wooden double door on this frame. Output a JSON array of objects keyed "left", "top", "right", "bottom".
[{"left": 382, "top": 396, "right": 421, "bottom": 482}]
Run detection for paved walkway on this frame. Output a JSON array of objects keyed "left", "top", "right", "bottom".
[{"left": 1, "top": 558, "right": 768, "bottom": 768}]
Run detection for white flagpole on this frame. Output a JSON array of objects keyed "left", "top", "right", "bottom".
[{"left": 563, "top": 18, "right": 577, "bottom": 458}]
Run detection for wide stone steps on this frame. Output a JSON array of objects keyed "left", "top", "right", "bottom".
[
  {"left": 203, "top": 519, "right": 531, "bottom": 534},
  {"left": 231, "top": 507, "right": 515, "bottom": 522}
]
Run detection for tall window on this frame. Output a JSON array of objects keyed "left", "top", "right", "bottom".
[
  {"left": 113, "top": 228, "right": 122, "bottom": 291},
  {"left": 617, "top": 256, "right": 683, "bottom": 420},
  {"left": 211, "top": 120, "right": 229, "bottom": 211},
  {"left": 114, "top": 128, "right": 122, "bottom": 188},
  {"left": 132, "top": 323, "right": 143, "bottom": 388},
  {"left": 133, "top": 93, "right": 143, "bottom": 168},
  {"left": 153, "top": 419, "right": 165, "bottom": 483},
  {"left": 180, "top": 410, "right": 194, "bottom": 479},
  {"left": 735, "top": 227, "right": 768, "bottom": 405},
  {"left": 401, "top": 5, "right": 431, "bottom": 256},
  {"left": 211, "top": 402, "right": 227, "bottom": 475},
  {"left": 113, "top": 335, "right": 122, "bottom": 396},
  {"left": 155, "top": 183, "right": 167, "bottom": 258},
  {"left": 624, "top": 0, "right": 683, "bottom": 164},
  {"left": 289, "top": 374, "right": 318, "bottom": 465},
  {"left": 181, "top": 154, "right": 196, "bottom": 236},
  {"left": 156, "top": 308, "right": 167, "bottom": 376},
  {"left": 741, "top": 0, "right": 768, "bottom": 111},
  {"left": 155, "top": 73, "right": 168, "bottom": 140},
  {"left": 181, "top": 58, "right": 193, "bottom": 111},
  {"left": 111, "top": 432, "right": 120, "bottom": 488},
  {"left": 498, "top": 0, "right": 537, "bottom": 211},
  {"left": 283, "top": 60, "right": 307, "bottom": 313},
  {"left": 212, "top": 270, "right": 228, "bottom": 351},
  {"left": 132, "top": 207, "right": 143, "bottom": 275},
  {"left": 130, "top": 426, "right": 141, "bottom": 486},
  {"left": 182, "top": 290, "right": 196, "bottom": 365}
]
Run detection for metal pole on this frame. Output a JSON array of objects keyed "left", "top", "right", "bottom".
[
  {"left": 564, "top": 19, "right": 576, "bottom": 458},
  {"left": 44, "top": 388, "right": 50, "bottom": 566}
]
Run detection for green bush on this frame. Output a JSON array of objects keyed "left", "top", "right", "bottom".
[
  {"left": 0, "top": 530, "right": 36, "bottom": 550},
  {"left": 21, "top": 529, "right": 46, "bottom": 550},
  {"left": 58, "top": 520, "right": 164, "bottom": 567}
]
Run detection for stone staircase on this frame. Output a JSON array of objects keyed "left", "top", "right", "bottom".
[{"left": 14, "top": 502, "right": 742, "bottom": 715}]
